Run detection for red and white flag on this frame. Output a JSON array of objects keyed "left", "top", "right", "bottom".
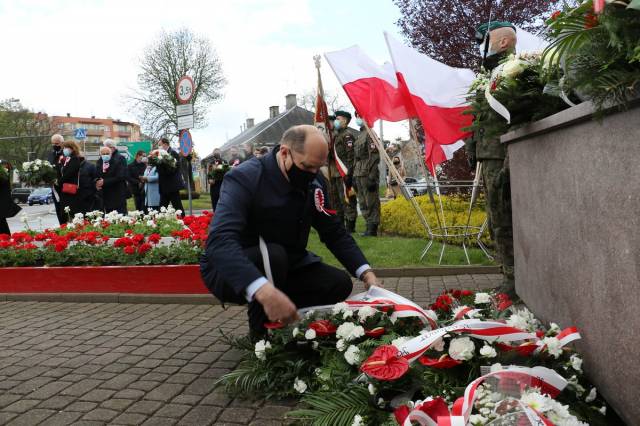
[
  {"left": 384, "top": 33, "right": 475, "bottom": 173},
  {"left": 324, "top": 45, "right": 411, "bottom": 127}
]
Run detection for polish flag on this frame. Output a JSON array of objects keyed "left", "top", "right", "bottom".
[
  {"left": 324, "top": 45, "right": 411, "bottom": 127},
  {"left": 384, "top": 32, "right": 475, "bottom": 173}
]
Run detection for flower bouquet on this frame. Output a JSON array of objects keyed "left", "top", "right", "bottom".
[
  {"left": 0, "top": 163, "right": 9, "bottom": 182},
  {"left": 208, "top": 162, "right": 230, "bottom": 182},
  {"left": 216, "top": 287, "right": 617, "bottom": 425},
  {"left": 18, "top": 159, "right": 57, "bottom": 186},
  {"left": 150, "top": 150, "right": 177, "bottom": 174}
]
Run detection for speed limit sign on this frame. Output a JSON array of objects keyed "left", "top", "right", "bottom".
[{"left": 176, "top": 75, "right": 195, "bottom": 104}]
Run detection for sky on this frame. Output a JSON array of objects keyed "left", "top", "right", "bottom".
[{"left": 0, "top": 0, "right": 410, "bottom": 156}]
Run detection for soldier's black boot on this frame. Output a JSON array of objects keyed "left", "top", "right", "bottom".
[
  {"left": 346, "top": 220, "right": 356, "bottom": 233},
  {"left": 361, "top": 224, "right": 378, "bottom": 237}
]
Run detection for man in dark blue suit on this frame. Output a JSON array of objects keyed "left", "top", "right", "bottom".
[{"left": 200, "top": 125, "right": 379, "bottom": 333}]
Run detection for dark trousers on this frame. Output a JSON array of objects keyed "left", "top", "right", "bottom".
[
  {"left": 212, "top": 244, "right": 353, "bottom": 332},
  {"left": 209, "top": 181, "right": 222, "bottom": 212},
  {"left": 0, "top": 218, "right": 9, "bottom": 235},
  {"left": 53, "top": 196, "right": 66, "bottom": 225},
  {"left": 133, "top": 192, "right": 145, "bottom": 212},
  {"left": 160, "top": 192, "right": 184, "bottom": 214}
]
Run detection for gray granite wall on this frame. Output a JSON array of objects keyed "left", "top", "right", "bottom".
[{"left": 502, "top": 102, "right": 640, "bottom": 424}]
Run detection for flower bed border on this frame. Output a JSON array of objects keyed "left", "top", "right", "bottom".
[{"left": 0, "top": 264, "right": 209, "bottom": 294}]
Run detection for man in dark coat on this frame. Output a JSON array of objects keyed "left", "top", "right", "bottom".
[
  {"left": 48, "top": 134, "right": 66, "bottom": 225},
  {"left": 127, "top": 150, "right": 147, "bottom": 212},
  {"left": 158, "top": 137, "right": 185, "bottom": 213},
  {"left": 0, "top": 160, "right": 20, "bottom": 235},
  {"left": 200, "top": 125, "right": 379, "bottom": 335},
  {"left": 208, "top": 148, "right": 227, "bottom": 212},
  {"left": 78, "top": 159, "right": 98, "bottom": 214},
  {"left": 96, "top": 146, "right": 128, "bottom": 215}
]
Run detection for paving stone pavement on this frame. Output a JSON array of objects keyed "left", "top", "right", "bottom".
[{"left": 0, "top": 274, "right": 501, "bottom": 425}]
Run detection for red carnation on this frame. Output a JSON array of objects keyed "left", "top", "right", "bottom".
[
  {"left": 495, "top": 293, "right": 512, "bottom": 311},
  {"left": 137, "top": 243, "right": 152, "bottom": 255},
  {"left": 123, "top": 246, "right": 136, "bottom": 255},
  {"left": 418, "top": 355, "right": 462, "bottom": 369},
  {"left": 360, "top": 345, "right": 409, "bottom": 381},
  {"left": 364, "top": 327, "right": 385, "bottom": 338},
  {"left": 308, "top": 319, "right": 337, "bottom": 336}
]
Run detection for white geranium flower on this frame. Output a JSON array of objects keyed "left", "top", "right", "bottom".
[
  {"left": 479, "top": 344, "right": 497, "bottom": 358},
  {"left": 305, "top": 329, "right": 316, "bottom": 340},
  {"left": 254, "top": 339, "right": 271, "bottom": 361},
  {"left": 474, "top": 292, "right": 491, "bottom": 304},
  {"left": 543, "top": 336, "right": 563, "bottom": 358},
  {"left": 33, "top": 165, "right": 39, "bottom": 171},
  {"left": 357, "top": 306, "right": 377, "bottom": 322},
  {"left": 351, "top": 414, "right": 363, "bottom": 426},
  {"left": 336, "top": 322, "right": 364, "bottom": 342},
  {"left": 585, "top": 387, "right": 597, "bottom": 403},
  {"left": 368, "top": 383, "right": 376, "bottom": 395},
  {"left": 22, "top": 162, "right": 29, "bottom": 171},
  {"left": 292, "top": 327, "right": 300, "bottom": 337},
  {"left": 336, "top": 339, "right": 347, "bottom": 352},
  {"left": 448, "top": 337, "right": 475, "bottom": 361},
  {"left": 522, "top": 391, "right": 551, "bottom": 412},
  {"left": 146, "top": 220, "right": 156, "bottom": 228},
  {"left": 344, "top": 345, "right": 361, "bottom": 365},
  {"left": 293, "top": 378, "right": 307, "bottom": 394},
  {"left": 391, "top": 336, "right": 411, "bottom": 349},
  {"left": 343, "top": 309, "right": 354, "bottom": 320},
  {"left": 35, "top": 159, "right": 42, "bottom": 165},
  {"left": 570, "top": 354, "right": 583, "bottom": 373}
]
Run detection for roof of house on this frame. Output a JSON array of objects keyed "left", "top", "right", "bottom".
[{"left": 203, "top": 106, "right": 314, "bottom": 162}]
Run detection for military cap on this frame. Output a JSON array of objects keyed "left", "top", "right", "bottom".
[
  {"left": 334, "top": 110, "right": 352, "bottom": 121},
  {"left": 328, "top": 114, "right": 336, "bottom": 120},
  {"left": 475, "top": 21, "right": 516, "bottom": 43}
]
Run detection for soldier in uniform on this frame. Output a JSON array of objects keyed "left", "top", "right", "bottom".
[
  {"left": 353, "top": 113, "right": 380, "bottom": 236},
  {"left": 328, "top": 110, "right": 358, "bottom": 232},
  {"left": 465, "top": 21, "right": 517, "bottom": 296}
]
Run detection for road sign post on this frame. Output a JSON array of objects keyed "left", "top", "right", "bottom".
[
  {"left": 74, "top": 128, "right": 87, "bottom": 154},
  {"left": 176, "top": 76, "right": 196, "bottom": 215},
  {"left": 179, "top": 130, "right": 194, "bottom": 215}
]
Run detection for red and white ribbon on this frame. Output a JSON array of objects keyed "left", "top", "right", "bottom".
[
  {"left": 314, "top": 188, "right": 336, "bottom": 216},
  {"left": 535, "top": 327, "right": 581, "bottom": 354}
]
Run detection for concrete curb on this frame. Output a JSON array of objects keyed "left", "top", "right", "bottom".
[{"left": 0, "top": 266, "right": 501, "bottom": 304}]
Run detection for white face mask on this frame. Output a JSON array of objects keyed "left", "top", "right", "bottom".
[{"left": 478, "top": 39, "right": 497, "bottom": 57}]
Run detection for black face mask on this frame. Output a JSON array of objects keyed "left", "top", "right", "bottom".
[
  {"left": 286, "top": 159, "right": 316, "bottom": 191},
  {"left": 53, "top": 145, "right": 61, "bottom": 152}
]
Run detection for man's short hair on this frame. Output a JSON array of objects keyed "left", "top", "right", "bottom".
[
  {"left": 103, "top": 139, "right": 117, "bottom": 148},
  {"left": 281, "top": 126, "right": 308, "bottom": 153},
  {"left": 160, "top": 137, "right": 170, "bottom": 145},
  {"left": 135, "top": 150, "right": 145, "bottom": 157}
]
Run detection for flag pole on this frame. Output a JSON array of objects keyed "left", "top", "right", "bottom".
[
  {"left": 363, "top": 122, "right": 433, "bottom": 239},
  {"left": 314, "top": 55, "right": 338, "bottom": 210}
]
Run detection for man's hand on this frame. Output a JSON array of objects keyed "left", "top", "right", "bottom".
[
  {"left": 254, "top": 283, "right": 300, "bottom": 324},
  {"left": 360, "top": 270, "right": 380, "bottom": 290}
]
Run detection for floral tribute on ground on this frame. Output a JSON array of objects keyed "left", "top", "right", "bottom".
[
  {"left": 217, "top": 287, "right": 619, "bottom": 425},
  {"left": 0, "top": 207, "right": 211, "bottom": 267}
]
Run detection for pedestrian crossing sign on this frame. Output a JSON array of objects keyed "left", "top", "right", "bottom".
[{"left": 74, "top": 128, "right": 87, "bottom": 139}]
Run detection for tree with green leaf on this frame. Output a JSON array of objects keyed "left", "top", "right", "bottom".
[{"left": 0, "top": 99, "right": 54, "bottom": 167}]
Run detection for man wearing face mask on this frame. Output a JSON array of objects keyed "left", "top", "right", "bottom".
[
  {"left": 95, "top": 146, "right": 128, "bottom": 215},
  {"left": 328, "top": 110, "right": 358, "bottom": 232},
  {"left": 126, "top": 150, "right": 147, "bottom": 212},
  {"left": 48, "top": 134, "right": 66, "bottom": 225},
  {"left": 465, "top": 21, "right": 517, "bottom": 297},
  {"left": 200, "top": 125, "right": 379, "bottom": 337},
  {"left": 353, "top": 113, "right": 380, "bottom": 237}
]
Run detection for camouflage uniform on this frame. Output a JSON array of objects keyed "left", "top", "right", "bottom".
[
  {"left": 328, "top": 127, "right": 358, "bottom": 229},
  {"left": 465, "top": 102, "right": 514, "bottom": 287},
  {"left": 353, "top": 129, "right": 380, "bottom": 236}
]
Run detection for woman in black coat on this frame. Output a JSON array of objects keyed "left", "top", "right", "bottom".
[
  {"left": 77, "top": 159, "right": 98, "bottom": 215},
  {"left": 0, "top": 160, "right": 20, "bottom": 235},
  {"left": 58, "top": 141, "right": 83, "bottom": 222},
  {"left": 95, "top": 146, "right": 128, "bottom": 215}
]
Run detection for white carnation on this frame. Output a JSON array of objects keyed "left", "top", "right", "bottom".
[
  {"left": 254, "top": 339, "right": 271, "bottom": 361},
  {"left": 332, "top": 302, "right": 349, "bottom": 315},
  {"left": 474, "top": 292, "right": 491, "bottom": 304},
  {"left": 543, "top": 336, "right": 563, "bottom": 358},
  {"left": 448, "top": 337, "right": 475, "bottom": 361},
  {"left": 336, "top": 338, "right": 347, "bottom": 352},
  {"left": 293, "top": 377, "right": 307, "bottom": 394},
  {"left": 570, "top": 354, "right": 583, "bottom": 373},
  {"left": 336, "top": 322, "right": 364, "bottom": 342},
  {"left": 305, "top": 329, "right": 316, "bottom": 340},
  {"left": 501, "top": 59, "right": 525, "bottom": 78},
  {"left": 342, "top": 309, "right": 354, "bottom": 320},
  {"left": 357, "top": 306, "right": 377, "bottom": 322},
  {"left": 344, "top": 345, "right": 361, "bottom": 365},
  {"left": 479, "top": 344, "right": 497, "bottom": 358},
  {"left": 506, "top": 308, "right": 538, "bottom": 332}
]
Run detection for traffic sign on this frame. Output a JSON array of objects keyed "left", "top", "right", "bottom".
[
  {"left": 179, "top": 130, "right": 193, "bottom": 157},
  {"left": 177, "top": 114, "right": 194, "bottom": 130},
  {"left": 176, "top": 75, "right": 195, "bottom": 104},
  {"left": 74, "top": 128, "right": 87, "bottom": 139},
  {"left": 176, "top": 103, "right": 193, "bottom": 117}
]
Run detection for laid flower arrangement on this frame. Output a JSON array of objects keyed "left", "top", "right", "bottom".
[
  {"left": 217, "top": 287, "right": 619, "bottom": 425},
  {"left": 18, "top": 159, "right": 57, "bottom": 186},
  {"left": 208, "top": 162, "right": 231, "bottom": 182},
  {"left": 544, "top": 0, "right": 640, "bottom": 112},
  {"left": 463, "top": 53, "right": 570, "bottom": 141},
  {"left": 0, "top": 207, "right": 212, "bottom": 267},
  {"left": 150, "top": 150, "right": 177, "bottom": 174}
]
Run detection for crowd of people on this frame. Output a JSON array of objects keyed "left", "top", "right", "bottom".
[{"left": 48, "top": 134, "right": 185, "bottom": 225}]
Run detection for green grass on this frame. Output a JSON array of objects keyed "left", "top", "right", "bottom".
[
  {"left": 127, "top": 192, "right": 213, "bottom": 212},
  {"left": 308, "top": 219, "right": 496, "bottom": 268}
]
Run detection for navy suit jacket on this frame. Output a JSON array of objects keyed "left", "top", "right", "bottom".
[{"left": 200, "top": 146, "right": 368, "bottom": 300}]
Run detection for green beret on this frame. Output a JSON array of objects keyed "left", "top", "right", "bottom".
[
  {"left": 328, "top": 114, "right": 336, "bottom": 120},
  {"left": 475, "top": 21, "right": 516, "bottom": 43},
  {"left": 334, "top": 110, "right": 352, "bottom": 121}
]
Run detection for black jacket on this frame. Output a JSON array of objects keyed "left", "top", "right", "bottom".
[
  {"left": 96, "top": 156, "right": 128, "bottom": 212},
  {"left": 200, "top": 146, "right": 368, "bottom": 300},
  {"left": 59, "top": 156, "right": 82, "bottom": 214},
  {"left": 0, "top": 172, "right": 20, "bottom": 219},
  {"left": 158, "top": 148, "right": 185, "bottom": 194},
  {"left": 127, "top": 161, "right": 146, "bottom": 195}
]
